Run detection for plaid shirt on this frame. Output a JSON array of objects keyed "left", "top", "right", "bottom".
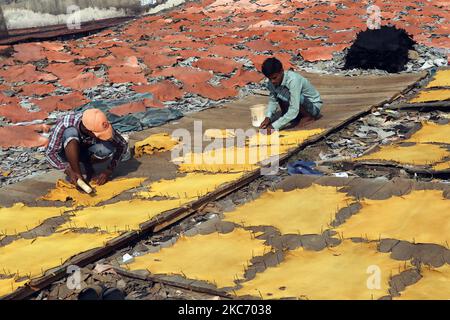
[{"left": 45, "top": 112, "right": 128, "bottom": 171}]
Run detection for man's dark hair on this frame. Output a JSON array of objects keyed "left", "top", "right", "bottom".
[{"left": 261, "top": 57, "right": 283, "bottom": 77}]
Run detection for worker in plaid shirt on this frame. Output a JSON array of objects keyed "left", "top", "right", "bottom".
[{"left": 45, "top": 108, "right": 128, "bottom": 186}]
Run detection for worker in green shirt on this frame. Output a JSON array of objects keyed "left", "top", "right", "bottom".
[{"left": 259, "top": 57, "right": 323, "bottom": 134}]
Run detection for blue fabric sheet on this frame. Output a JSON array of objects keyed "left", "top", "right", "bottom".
[{"left": 287, "top": 160, "right": 323, "bottom": 176}]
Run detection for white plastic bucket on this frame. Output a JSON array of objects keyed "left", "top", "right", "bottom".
[{"left": 250, "top": 104, "right": 267, "bottom": 127}]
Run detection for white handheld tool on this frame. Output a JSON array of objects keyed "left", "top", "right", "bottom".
[{"left": 77, "top": 178, "right": 94, "bottom": 194}]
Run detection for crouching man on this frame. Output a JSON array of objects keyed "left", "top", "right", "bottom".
[
  {"left": 259, "top": 57, "right": 323, "bottom": 134},
  {"left": 45, "top": 108, "right": 128, "bottom": 186}
]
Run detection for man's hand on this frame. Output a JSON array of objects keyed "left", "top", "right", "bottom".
[
  {"left": 93, "top": 169, "right": 112, "bottom": 186},
  {"left": 265, "top": 124, "right": 275, "bottom": 135},
  {"left": 260, "top": 124, "right": 275, "bottom": 135},
  {"left": 65, "top": 166, "right": 82, "bottom": 185},
  {"left": 259, "top": 117, "right": 271, "bottom": 129}
]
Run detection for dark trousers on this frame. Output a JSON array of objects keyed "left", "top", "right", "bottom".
[{"left": 277, "top": 97, "right": 321, "bottom": 128}]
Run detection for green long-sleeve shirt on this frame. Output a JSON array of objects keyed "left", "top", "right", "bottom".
[{"left": 266, "top": 70, "right": 322, "bottom": 130}]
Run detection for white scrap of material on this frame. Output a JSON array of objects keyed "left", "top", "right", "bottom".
[{"left": 146, "top": 0, "right": 187, "bottom": 13}]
